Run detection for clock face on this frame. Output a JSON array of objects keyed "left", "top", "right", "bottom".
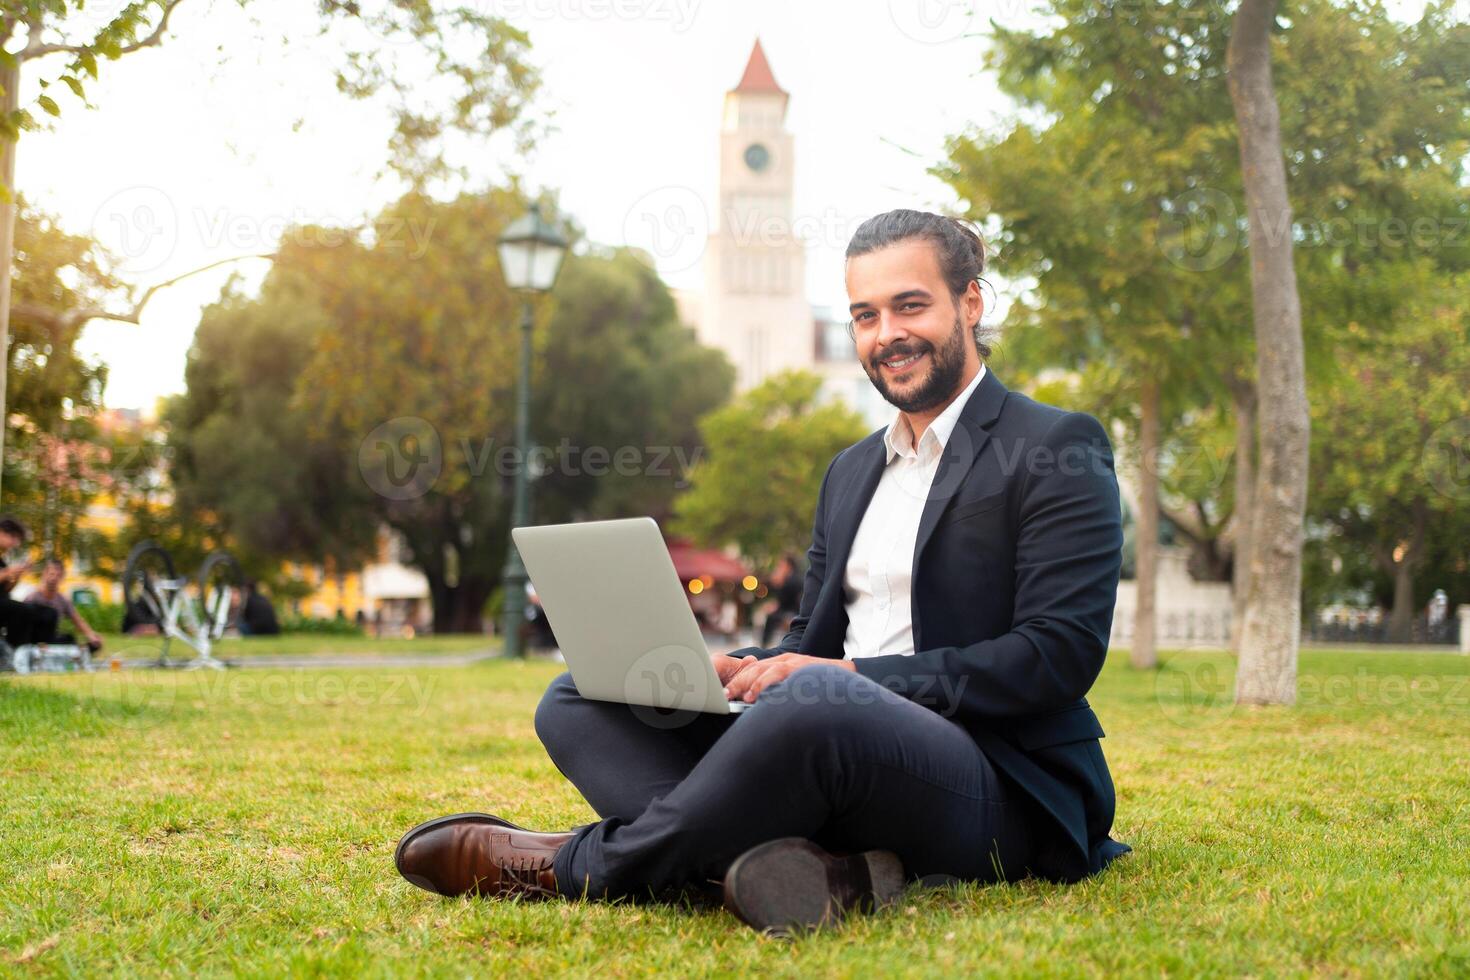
[{"left": 743, "top": 143, "right": 771, "bottom": 173}]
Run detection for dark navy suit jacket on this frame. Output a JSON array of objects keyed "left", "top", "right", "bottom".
[{"left": 733, "top": 368, "right": 1130, "bottom": 882}]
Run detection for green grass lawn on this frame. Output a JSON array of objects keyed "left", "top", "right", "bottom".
[
  {"left": 3, "top": 648, "right": 1468, "bottom": 976},
  {"left": 94, "top": 631, "right": 498, "bottom": 662}
]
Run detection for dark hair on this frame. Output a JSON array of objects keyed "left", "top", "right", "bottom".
[
  {"left": 845, "top": 209, "right": 993, "bottom": 359},
  {"left": 0, "top": 516, "right": 27, "bottom": 543},
  {"left": 43, "top": 556, "right": 65, "bottom": 572}
]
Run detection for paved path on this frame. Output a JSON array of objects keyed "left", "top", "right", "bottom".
[
  {"left": 110, "top": 639, "right": 749, "bottom": 672},
  {"left": 141, "top": 640, "right": 752, "bottom": 669}
]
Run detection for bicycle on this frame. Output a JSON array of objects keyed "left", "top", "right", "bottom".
[{"left": 122, "top": 542, "right": 244, "bottom": 669}]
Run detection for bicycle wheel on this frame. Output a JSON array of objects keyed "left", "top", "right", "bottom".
[
  {"left": 122, "top": 541, "right": 176, "bottom": 662},
  {"left": 197, "top": 551, "right": 245, "bottom": 639}
]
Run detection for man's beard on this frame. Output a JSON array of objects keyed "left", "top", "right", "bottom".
[{"left": 863, "top": 314, "right": 969, "bottom": 414}]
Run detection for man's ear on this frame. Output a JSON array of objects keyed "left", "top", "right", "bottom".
[{"left": 965, "top": 278, "right": 984, "bottom": 327}]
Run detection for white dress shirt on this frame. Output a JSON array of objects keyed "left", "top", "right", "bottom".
[{"left": 842, "top": 364, "right": 987, "bottom": 660}]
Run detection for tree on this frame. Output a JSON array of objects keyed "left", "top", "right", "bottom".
[
  {"left": 527, "top": 248, "right": 734, "bottom": 526},
  {"left": 163, "top": 272, "right": 380, "bottom": 577},
  {"left": 1, "top": 0, "right": 545, "bottom": 501},
  {"left": 1226, "top": 0, "right": 1310, "bottom": 704},
  {"left": 943, "top": 0, "right": 1470, "bottom": 676},
  {"left": 939, "top": 0, "right": 1248, "bottom": 669},
  {"left": 171, "top": 189, "right": 732, "bottom": 633},
  {"left": 2, "top": 196, "right": 115, "bottom": 555},
  {"left": 673, "top": 370, "right": 869, "bottom": 571},
  {"left": 1308, "top": 266, "right": 1470, "bottom": 642}
]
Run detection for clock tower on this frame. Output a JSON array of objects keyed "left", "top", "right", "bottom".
[{"left": 699, "top": 39, "right": 814, "bottom": 391}]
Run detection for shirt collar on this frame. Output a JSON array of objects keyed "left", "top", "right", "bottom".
[{"left": 882, "top": 363, "right": 987, "bottom": 464}]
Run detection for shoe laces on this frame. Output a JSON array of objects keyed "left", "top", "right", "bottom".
[{"left": 500, "top": 852, "right": 555, "bottom": 895}]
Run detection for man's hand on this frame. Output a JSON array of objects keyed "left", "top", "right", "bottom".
[
  {"left": 722, "top": 652, "right": 854, "bottom": 703},
  {"left": 712, "top": 653, "right": 757, "bottom": 686}
]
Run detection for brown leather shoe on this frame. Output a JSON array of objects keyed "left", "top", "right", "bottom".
[
  {"left": 394, "top": 812, "right": 573, "bottom": 899},
  {"left": 723, "top": 838, "right": 905, "bottom": 935}
]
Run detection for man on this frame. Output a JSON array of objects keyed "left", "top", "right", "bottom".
[
  {"left": 238, "top": 581, "right": 280, "bottom": 637},
  {"left": 396, "top": 209, "right": 1130, "bottom": 933},
  {"left": 24, "top": 557, "right": 105, "bottom": 653},
  {"left": 0, "top": 516, "right": 59, "bottom": 651},
  {"left": 758, "top": 553, "right": 803, "bottom": 648}
]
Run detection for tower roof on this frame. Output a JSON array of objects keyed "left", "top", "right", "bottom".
[{"left": 733, "top": 38, "right": 785, "bottom": 95}]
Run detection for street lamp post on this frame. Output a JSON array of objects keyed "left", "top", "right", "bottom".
[{"left": 496, "top": 203, "right": 567, "bottom": 659}]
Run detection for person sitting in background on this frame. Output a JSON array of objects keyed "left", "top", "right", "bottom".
[
  {"left": 759, "top": 553, "right": 803, "bottom": 648},
  {"left": 24, "top": 557, "right": 104, "bottom": 653},
  {"left": 0, "top": 516, "right": 59, "bottom": 649},
  {"left": 239, "top": 581, "right": 280, "bottom": 636},
  {"left": 120, "top": 595, "right": 162, "bottom": 635}
]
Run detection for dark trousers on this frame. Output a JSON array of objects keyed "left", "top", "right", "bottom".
[
  {"left": 534, "top": 661, "right": 1034, "bottom": 901},
  {"left": 0, "top": 597, "right": 59, "bottom": 648}
]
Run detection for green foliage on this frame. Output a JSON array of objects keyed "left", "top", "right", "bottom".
[
  {"left": 1306, "top": 264, "right": 1470, "bottom": 610},
  {"left": 530, "top": 247, "right": 735, "bottom": 524},
  {"left": 277, "top": 613, "right": 363, "bottom": 636},
  {"left": 942, "top": 0, "right": 1470, "bottom": 594},
  {"left": 673, "top": 371, "right": 868, "bottom": 569},
  {"left": 170, "top": 188, "right": 731, "bottom": 632},
  {"left": 318, "top": 1, "right": 545, "bottom": 187},
  {"left": 940, "top": 0, "right": 1252, "bottom": 568},
  {"left": 75, "top": 599, "right": 123, "bottom": 634},
  {"left": 163, "top": 270, "right": 379, "bottom": 577},
  {"left": 2, "top": 198, "right": 120, "bottom": 556}
]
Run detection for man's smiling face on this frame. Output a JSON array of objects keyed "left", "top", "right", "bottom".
[{"left": 845, "top": 239, "right": 983, "bottom": 415}]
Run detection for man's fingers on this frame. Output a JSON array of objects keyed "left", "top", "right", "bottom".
[
  {"left": 733, "top": 661, "right": 782, "bottom": 702},
  {"left": 723, "top": 658, "right": 764, "bottom": 699},
  {"left": 714, "top": 654, "right": 757, "bottom": 685},
  {"left": 723, "top": 662, "right": 751, "bottom": 697}
]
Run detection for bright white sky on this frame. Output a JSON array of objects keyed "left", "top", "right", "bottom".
[{"left": 19, "top": 0, "right": 1435, "bottom": 413}]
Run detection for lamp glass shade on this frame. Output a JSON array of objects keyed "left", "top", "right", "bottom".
[{"left": 497, "top": 205, "right": 568, "bottom": 292}]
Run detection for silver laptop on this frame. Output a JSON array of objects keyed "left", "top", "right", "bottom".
[{"left": 511, "top": 517, "right": 752, "bottom": 715}]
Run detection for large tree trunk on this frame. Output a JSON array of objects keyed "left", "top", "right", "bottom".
[
  {"left": 1387, "top": 560, "right": 1415, "bottom": 644},
  {"left": 1227, "top": 0, "right": 1311, "bottom": 705},
  {"left": 0, "top": 58, "right": 19, "bottom": 505},
  {"left": 425, "top": 568, "right": 494, "bottom": 635},
  {"left": 1132, "top": 378, "right": 1160, "bottom": 669},
  {"left": 1383, "top": 501, "right": 1427, "bottom": 644},
  {"left": 1229, "top": 376, "right": 1257, "bottom": 656}
]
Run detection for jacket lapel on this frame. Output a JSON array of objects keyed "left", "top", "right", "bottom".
[
  {"left": 910, "top": 368, "right": 1010, "bottom": 571},
  {"left": 824, "top": 434, "right": 887, "bottom": 593}
]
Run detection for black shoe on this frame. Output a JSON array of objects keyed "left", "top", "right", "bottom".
[{"left": 722, "top": 838, "right": 905, "bottom": 935}]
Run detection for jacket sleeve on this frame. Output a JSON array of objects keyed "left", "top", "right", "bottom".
[
  {"left": 725, "top": 450, "right": 842, "bottom": 662},
  {"left": 849, "top": 411, "right": 1123, "bottom": 719}
]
